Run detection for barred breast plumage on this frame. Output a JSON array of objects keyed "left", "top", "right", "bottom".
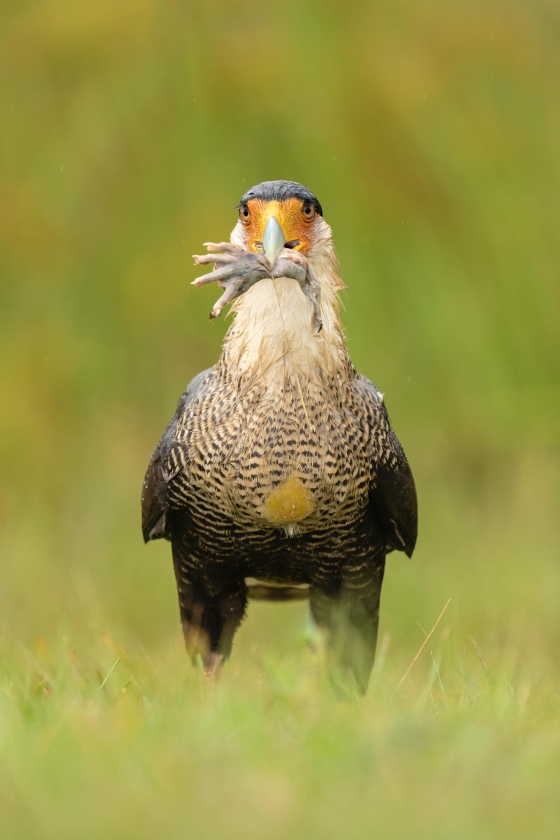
[{"left": 172, "top": 367, "right": 382, "bottom": 517}]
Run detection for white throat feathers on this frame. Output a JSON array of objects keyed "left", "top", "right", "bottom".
[{"left": 224, "top": 219, "right": 349, "bottom": 385}]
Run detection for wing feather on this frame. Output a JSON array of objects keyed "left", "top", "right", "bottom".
[
  {"left": 359, "top": 375, "right": 418, "bottom": 557},
  {"left": 141, "top": 368, "right": 211, "bottom": 543}
]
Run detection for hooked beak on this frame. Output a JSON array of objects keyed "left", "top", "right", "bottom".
[{"left": 261, "top": 216, "right": 286, "bottom": 269}]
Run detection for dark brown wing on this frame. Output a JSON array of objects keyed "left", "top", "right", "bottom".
[
  {"left": 141, "top": 368, "right": 211, "bottom": 543},
  {"left": 359, "top": 375, "right": 418, "bottom": 558}
]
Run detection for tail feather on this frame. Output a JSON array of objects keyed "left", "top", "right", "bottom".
[{"left": 245, "top": 578, "right": 310, "bottom": 602}]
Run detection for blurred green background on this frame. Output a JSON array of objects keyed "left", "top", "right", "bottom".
[
  {"left": 2, "top": 0, "right": 558, "bottom": 644},
  {"left": 1, "top": 1, "right": 559, "bottom": 836}
]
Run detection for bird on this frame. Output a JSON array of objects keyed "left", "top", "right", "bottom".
[{"left": 142, "top": 180, "right": 417, "bottom": 694}]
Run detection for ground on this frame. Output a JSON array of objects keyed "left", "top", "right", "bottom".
[{"left": 2, "top": 539, "right": 559, "bottom": 840}]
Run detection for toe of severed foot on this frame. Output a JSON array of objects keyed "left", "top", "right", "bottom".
[{"left": 192, "top": 242, "right": 322, "bottom": 332}]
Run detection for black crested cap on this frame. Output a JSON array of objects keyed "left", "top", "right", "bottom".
[{"left": 239, "top": 180, "right": 323, "bottom": 216}]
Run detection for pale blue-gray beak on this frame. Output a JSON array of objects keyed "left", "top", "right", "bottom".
[{"left": 261, "top": 216, "right": 286, "bottom": 269}]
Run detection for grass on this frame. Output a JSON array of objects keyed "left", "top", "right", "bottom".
[{"left": 1, "top": 586, "right": 559, "bottom": 840}]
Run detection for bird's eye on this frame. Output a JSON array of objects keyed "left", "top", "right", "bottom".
[
  {"left": 302, "top": 203, "right": 316, "bottom": 221},
  {"left": 239, "top": 205, "right": 251, "bottom": 225}
]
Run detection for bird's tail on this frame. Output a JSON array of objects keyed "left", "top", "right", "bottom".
[{"left": 245, "top": 578, "right": 310, "bottom": 601}]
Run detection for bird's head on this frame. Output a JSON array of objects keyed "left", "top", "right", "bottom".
[
  {"left": 231, "top": 180, "right": 333, "bottom": 269},
  {"left": 222, "top": 180, "right": 346, "bottom": 375}
]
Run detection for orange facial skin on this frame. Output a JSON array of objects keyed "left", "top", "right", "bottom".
[{"left": 238, "top": 197, "right": 318, "bottom": 257}]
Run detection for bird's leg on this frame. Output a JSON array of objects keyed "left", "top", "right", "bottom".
[
  {"left": 192, "top": 242, "right": 322, "bottom": 333},
  {"left": 173, "top": 571, "right": 248, "bottom": 680},
  {"left": 309, "top": 560, "right": 386, "bottom": 697}
]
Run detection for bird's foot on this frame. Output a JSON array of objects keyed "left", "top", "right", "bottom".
[
  {"left": 202, "top": 651, "right": 225, "bottom": 682},
  {"left": 192, "top": 242, "right": 322, "bottom": 333}
]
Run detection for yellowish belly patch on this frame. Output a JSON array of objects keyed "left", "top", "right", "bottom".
[{"left": 262, "top": 474, "right": 315, "bottom": 526}]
